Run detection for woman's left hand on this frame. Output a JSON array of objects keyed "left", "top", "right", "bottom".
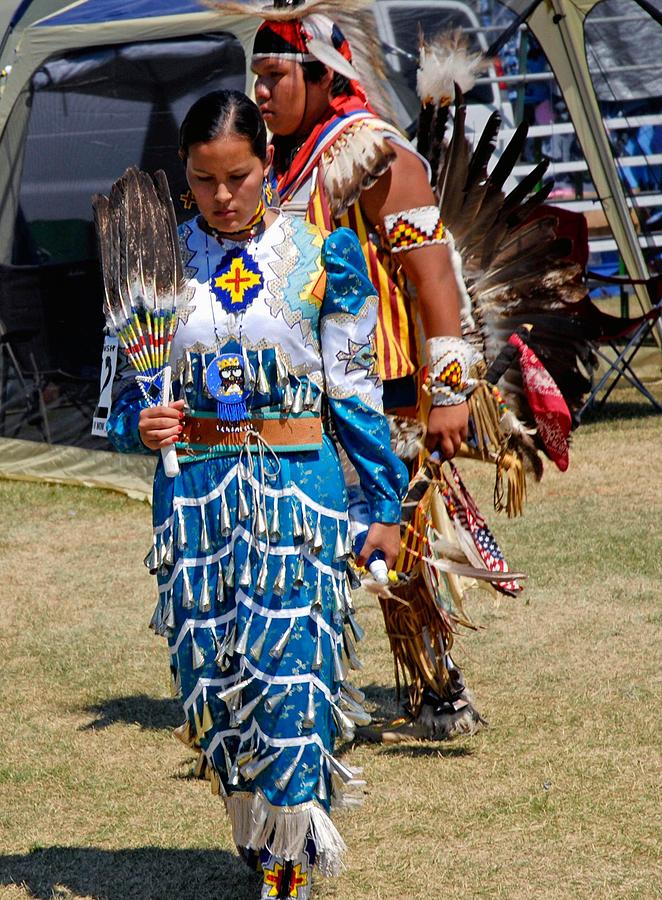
[{"left": 356, "top": 522, "right": 401, "bottom": 570}]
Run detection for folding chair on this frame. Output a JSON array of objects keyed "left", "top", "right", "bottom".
[{"left": 575, "top": 273, "right": 662, "bottom": 421}]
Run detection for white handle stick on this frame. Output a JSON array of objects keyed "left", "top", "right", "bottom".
[{"left": 160, "top": 364, "right": 180, "bottom": 478}]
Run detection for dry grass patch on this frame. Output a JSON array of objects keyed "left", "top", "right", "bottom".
[{"left": 0, "top": 392, "right": 660, "bottom": 899}]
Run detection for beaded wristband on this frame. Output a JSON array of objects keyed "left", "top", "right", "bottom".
[{"left": 426, "top": 336, "right": 481, "bottom": 406}]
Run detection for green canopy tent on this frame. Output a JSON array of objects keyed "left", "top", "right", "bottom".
[
  {"left": 0, "top": 0, "right": 260, "bottom": 499},
  {"left": 493, "top": 0, "right": 662, "bottom": 345}
]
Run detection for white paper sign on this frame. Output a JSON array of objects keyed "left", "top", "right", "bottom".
[{"left": 91, "top": 335, "right": 119, "bottom": 438}]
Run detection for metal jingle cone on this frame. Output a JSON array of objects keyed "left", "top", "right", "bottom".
[
  {"left": 191, "top": 634, "right": 205, "bottom": 669},
  {"left": 201, "top": 697, "right": 214, "bottom": 734},
  {"left": 193, "top": 704, "right": 203, "bottom": 739},
  {"left": 291, "top": 380, "right": 304, "bottom": 415},
  {"left": 316, "top": 766, "right": 329, "bottom": 802},
  {"left": 325, "top": 751, "right": 356, "bottom": 784},
  {"left": 237, "top": 486, "right": 250, "bottom": 522},
  {"left": 343, "top": 629, "right": 364, "bottom": 670},
  {"left": 215, "top": 562, "right": 225, "bottom": 603},
  {"left": 311, "top": 515, "right": 324, "bottom": 554},
  {"left": 238, "top": 554, "right": 252, "bottom": 588},
  {"left": 269, "top": 620, "right": 294, "bottom": 660},
  {"left": 256, "top": 505, "right": 268, "bottom": 538},
  {"left": 184, "top": 350, "right": 194, "bottom": 386},
  {"left": 302, "top": 510, "right": 314, "bottom": 545},
  {"left": 164, "top": 595, "right": 176, "bottom": 631},
  {"left": 177, "top": 506, "right": 188, "bottom": 549},
  {"left": 199, "top": 568, "right": 211, "bottom": 613},
  {"left": 148, "top": 598, "right": 162, "bottom": 633},
  {"left": 182, "top": 566, "right": 195, "bottom": 609},
  {"left": 216, "top": 675, "right": 252, "bottom": 705},
  {"left": 314, "top": 576, "right": 324, "bottom": 610},
  {"left": 312, "top": 628, "right": 323, "bottom": 671},
  {"left": 273, "top": 556, "right": 287, "bottom": 596},
  {"left": 220, "top": 738, "right": 233, "bottom": 777},
  {"left": 199, "top": 505, "right": 210, "bottom": 552},
  {"left": 344, "top": 526, "right": 353, "bottom": 558},
  {"left": 332, "top": 579, "right": 345, "bottom": 615},
  {"left": 249, "top": 620, "right": 271, "bottom": 661},
  {"left": 293, "top": 554, "right": 305, "bottom": 588},
  {"left": 291, "top": 503, "right": 304, "bottom": 540},
  {"left": 172, "top": 666, "right": 181, "bottom": 698},
  {"left": 333, "top": 526, "right": 346, "bottom": 562},
  {"left": 303, "top": 683, "right": 316, "bottom": 729},
  {"left": 255, "top": 558, "right": 269, "bottom": 595},
  {"left": 233, "top": 690, "right": 265, "bottom": 725},
  {"left": 228, "top": 757, "right": 240, "bottom": 787},
  {"left": 333, "top": 643, "right": 347, "bottom": 682},
  {"left": 241, "top": 747, "right": 283, "bottom": 781},
  {"left": 156, "top": 535, "right": 166, "bottom": 568},
  {"left": 234, "top": 614, "right": 252, "bottom": 656},
  {"left": 220, "top": 494, "right": 232, "bottom": 537},
  {"left": 332, "top": 705, "right": 356, "bottom": 742},
  {"left": 215, "top": 625, "right": 235, "bottom": 670},
  {"left": 264, "top": 684, "right": 291, "bottom": 714},
  {"left": 346, "top": 564, "right": 361, "bottom": 590},
  {"left": 275, "top": 748, "right": 302, "bottom": 792},
  {"left": 346, "top": 610, "right": 365, "bottom": 643},
  {"left": 339, "top": 694, "right": 371, "bottom": 726},
  {"left": 269, "top": 503, "right": 281, "bottom": 542},
  {"left": 256, "top": 350, "right": 270, "bottom": 395},
  {"left": 163, "top": 532, "right": 175, "bottom": 567},
  {"left": 311, "top": 390, "right": 323, "bottom": 414},
  {"left": 275, "top": 349, "right": 289, "bottom": 388},
  {"left": 342, "top": 682, "right": 366, "bottom": 705},
  {"left": 303, "top": 377, "right": 314, "bottom": 410},
  {"left": 143, "top": 538, "right": 159, "bottom": 573},
  {"left": 281, "top": 380, "right": 294, "bottom": 412},
  {"left": 225, "top": 555, "right": 235, "bottom": 588}
]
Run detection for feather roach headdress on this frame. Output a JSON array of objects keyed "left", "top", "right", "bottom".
[
  {"left": 207, "top": 0, "right": 397, "bottom": 123},
  {"left": 93, "top": 166, "right": 186, "bottom": 476}
]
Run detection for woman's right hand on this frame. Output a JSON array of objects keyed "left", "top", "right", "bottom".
[{"left": 138, "top": 399, "right": 186, "bottom": 451}]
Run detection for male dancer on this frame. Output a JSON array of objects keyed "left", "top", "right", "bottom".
[{"left": 246, "top": 9, "right": 486, "bottom": 739}]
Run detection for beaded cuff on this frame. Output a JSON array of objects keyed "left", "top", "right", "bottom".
[
  {"left": 383, "top": 205, "right": 448, "bottom": 254},
  {"left": 425, "top": 336, "right": 481, "bottom": 406}
]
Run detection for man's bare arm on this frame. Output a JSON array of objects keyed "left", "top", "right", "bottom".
[{"left": 361, "top": 144, "right": 469, "bottom": 459}]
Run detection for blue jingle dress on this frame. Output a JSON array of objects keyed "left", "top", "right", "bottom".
[{"left": 107, "top": 212, "right": 408, "bottom": 875}]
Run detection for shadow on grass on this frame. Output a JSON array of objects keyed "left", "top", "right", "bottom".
[
  {"left": 580, "top": 398, "right": 662, "bottom": 424},
  {"left": 79, "top": 694, "right": 182, "bottom": 732},
  {"left": 377, "top": 742, "right": 475, "bottom": 759},
  {"left": 0, "top": 846, "right": 260, "bottom": 900}
]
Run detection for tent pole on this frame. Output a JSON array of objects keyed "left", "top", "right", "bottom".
[{"left": 528, "top": 0, "right": 662, "bottom": 349}]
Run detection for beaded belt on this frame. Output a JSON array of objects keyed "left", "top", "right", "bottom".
[{"left": 176, "top": 411, "right": 323, "bottom": 460}]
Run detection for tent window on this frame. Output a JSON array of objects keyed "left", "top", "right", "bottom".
[{"left": 14, "top": 32, "right": 245, "bottom": 266}]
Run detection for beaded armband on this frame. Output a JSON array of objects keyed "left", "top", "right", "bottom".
[
  {"left": 383, "top": 205, "right": 448, "bottom": 254},
  {"left": 425, "top": 336, "right": 481, "bottom": 406}
]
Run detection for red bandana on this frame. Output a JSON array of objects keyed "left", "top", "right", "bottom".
[{"left": 508, "top": 333, "right": 571, "bottom": 471}]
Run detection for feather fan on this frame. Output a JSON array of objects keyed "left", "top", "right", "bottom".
[{"left": 93, "top": 166, "right": 186, "bottom": 476}]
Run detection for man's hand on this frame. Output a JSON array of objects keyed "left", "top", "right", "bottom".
[
  {"left": 356, "top": 522, "right": 401, "bottom": 570},
  {"left": 138, "top": 399, "right": 185, "bottom": 451},
  {"left": 425, "top": 402, "right": 468, "bottom": 460}
]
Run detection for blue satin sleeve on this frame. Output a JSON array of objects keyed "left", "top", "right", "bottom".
[
  {"left": 320, "top": 228, "right": 408, "bottom": 523},
  {"left": 106, "top": 381, "right": 152, "bottom": 455}
]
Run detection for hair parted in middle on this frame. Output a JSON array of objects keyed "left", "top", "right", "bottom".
[{"left": 179, "top": 90, "right": 268, "bottom": 162}]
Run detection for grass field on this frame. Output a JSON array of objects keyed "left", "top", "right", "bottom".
[{"left": 0, "top": 393, "right": 660, "bottom": 900}]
